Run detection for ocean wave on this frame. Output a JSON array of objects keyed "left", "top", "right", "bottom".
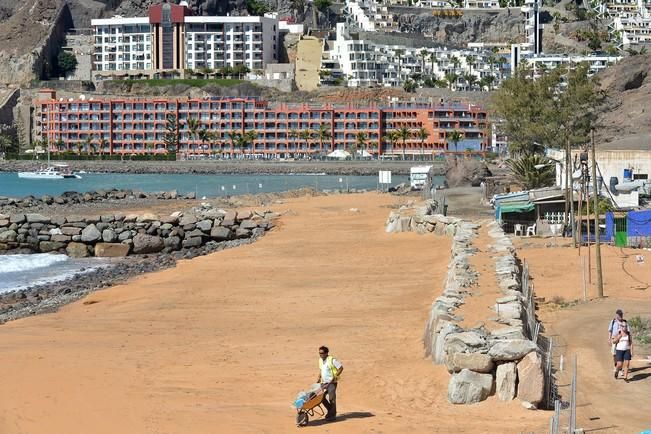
[{"left": 0, "top": 254, "right": 69, "bottom": 273}]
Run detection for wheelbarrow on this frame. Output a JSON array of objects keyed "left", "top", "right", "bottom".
[{"left": 294, "top": 384, "right": 327, "bottom": 427}]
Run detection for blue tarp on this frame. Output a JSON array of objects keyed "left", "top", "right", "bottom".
[
  {"left": 627, "top": 210, "right": 651, "bottom": 237},
  {"left": 606, "top": 212, "right": 615, "bottom": 241}
]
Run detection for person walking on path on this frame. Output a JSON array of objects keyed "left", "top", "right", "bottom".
[
  {"left": 608, "top": 309, "right": 628, "bottom": 374},
  {"left": 613, "top": 320, "right": 633, "bottom": 381},
  {"left": 317, "top": 346, "right": 344, "bottom": 421}
]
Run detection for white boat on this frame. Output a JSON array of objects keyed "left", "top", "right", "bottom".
[
  {"left": 17, "top": 142, "right": 82, "bottom": 179},
  {"left": 18, "top": 163, "right": 81, "bottom": 180}
]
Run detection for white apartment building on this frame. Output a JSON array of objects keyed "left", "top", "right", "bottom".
[
  {"left": 612, "top": 15, "right": 651, "bottom": 46},
  {"left": 326, "top": 23, "right": 509, "bottom": 88},
  {"left": 523, "top": 53, "right": 622, "bottom": 78},
  {"left": 184, "top": 16, "right": 278, "bottom": 71},
  {"left": 464, "top": 0, "right": 500, "bottom": 8},
  {"left": 91, "top": 2, "right": 278, "bottom": 77},
  {"left": 92, "top": 17, "right": 152, "bottom": 72}
]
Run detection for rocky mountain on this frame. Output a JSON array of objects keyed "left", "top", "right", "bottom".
[
  {"left": 595, "top": 53, "right": 651, "bottom": 150},
  {"left": 395, "top": 8, "right": 524, "bottom": 45}
]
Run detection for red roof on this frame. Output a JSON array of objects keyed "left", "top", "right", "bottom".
[{"left": 148, "top": 3, "right": 192, "bottom": 24}]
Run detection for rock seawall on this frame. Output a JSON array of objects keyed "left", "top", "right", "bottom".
[{"left": 0, "top": 203, "right": 276, "bottom": 257}]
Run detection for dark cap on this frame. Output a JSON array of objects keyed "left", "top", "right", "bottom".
[{"left": 616, "top": 309, "right": 623, "bottom": 316}]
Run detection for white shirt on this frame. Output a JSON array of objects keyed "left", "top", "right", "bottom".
[
  {"left": 320, "top": 357, "right": 343, "bottom": 383},
  {"left": 616, "top": 334, "right": 631, "bottom": 351}
]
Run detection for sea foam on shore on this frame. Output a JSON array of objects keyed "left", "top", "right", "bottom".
[{"left": 0, "top": 253, "right": 107, "bottom": 294}]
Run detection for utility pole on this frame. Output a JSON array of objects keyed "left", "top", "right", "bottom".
[{"left": 591, "top": 129, "right": 604, "bottom": 298}]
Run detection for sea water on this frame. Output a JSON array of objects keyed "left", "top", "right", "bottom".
[
  {"left": 0, "top": 172, "right": 416, "bottom": 198},
  {"left": 0, "top": 253, "right": 109, "bottom": 294}
]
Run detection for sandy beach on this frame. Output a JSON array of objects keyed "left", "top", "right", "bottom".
[{"left": 0, "top": 192, "right": 550, "bottom": 434}]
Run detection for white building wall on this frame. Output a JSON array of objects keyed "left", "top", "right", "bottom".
[{"left": 91, "top": 17, "right": 151, "bottom": 72}]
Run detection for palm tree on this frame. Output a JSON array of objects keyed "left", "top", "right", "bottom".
[
  {"left": 466, "top": 54, "right": 476, "bottom": 74},
  {"left": 198, "top": 128, "right": 210, "bottom": 155},
  {"left": 355, "top": 132, "right": 368, "bottom": 159},
  {"left": 429, "top": 52, "right": 437, "bottom": 74},
  {"left": 463, "top": 73, "right": 477, "bottom": 91},
  {"left": 99, "top": 138, "right": 108, "bottom": 158},
  {"left": 382, "top": 131, "right": 398, "bottom": 159},
  {"left": 419, "top": 49, "right": 429, "bottom": 74},
  {"left": 228, "top": 131, "right": 240, "bottom": 158},
  {"left": 76, "top": 141, "right": 83, "bottom": 156},
  {"left": 506, "top": 155, "right": 555, "bottom": 190},
  {"left": 55, "top": 138, "right": 66, "bottom": 153},
  {"left": 415, "top": 127, "right": 430, "bottom": 161},
  {"left": 395, "top": 126, "right": 411, "bottom": 161},
  {"left": 299, "top": 129, "right": 312, "bottom": 158},
  {"left": 187, "top": 117, "right": 201, "bottom": 155},
  {"left": 444, "top": 72, "right": 458, "bottom": 90},
  {"left": 289, "top": 128, "right": 299, "bottom": 156},
  {"left": 447, "top": 130, "right": 464, "bottom": 160},
  {"left": 316, "top": 124, "right": 332, "bottom": 153},
  {"left": 394, "top": 49, "right": 405, "bottom": 84},
  {"left": 83, "top": 137, "right": 92, "bottom": 156},
  {"left": 89, "top": 139, "right": 98, "bottom": 157},
  {"left": 450, "top": 55, "right": 461, "bottom": 72}
]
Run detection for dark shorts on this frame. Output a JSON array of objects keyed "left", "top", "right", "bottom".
[{"left": 616, "top": 349, "right": 631, "bottom": 362}]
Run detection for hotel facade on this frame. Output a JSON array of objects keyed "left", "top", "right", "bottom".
[
  {"left": 34, "top": 90, "right": 490, "bottom": 158},
  {"left": 91, "top": 2, "right": 279, "bottom": 77}
]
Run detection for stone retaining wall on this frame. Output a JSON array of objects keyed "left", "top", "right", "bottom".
[
  {"left": 393, "top": 202, "right": 548, "bottom": 408},
  {"left": 0, "top": 203, "right": 276, "bottom": 257}
]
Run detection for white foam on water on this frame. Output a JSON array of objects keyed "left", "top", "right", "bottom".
[
  {"left": 0, "top": 253, "right": 68, "bottom": 273},
  {"left": 0, "top": 254, "right": 109, "bottom": 294}
]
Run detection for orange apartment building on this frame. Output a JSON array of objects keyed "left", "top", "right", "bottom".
[{"left": 33, "top": 89, "right": 490, "bottom": 158}]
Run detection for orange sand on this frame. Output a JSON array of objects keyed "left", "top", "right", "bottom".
[{"left": 0, "top": 193, "right": 549, "bottom": 433}]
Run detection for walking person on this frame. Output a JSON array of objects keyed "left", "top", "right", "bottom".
[
  {"left": 608, "top": 309, "right": 628, "bottom": 375},
  {"left": 613, "top": 320, "right": 633, "bottom": 381},
  {"left": 317, "top": 346, "right": 343, "bottom": 421}
]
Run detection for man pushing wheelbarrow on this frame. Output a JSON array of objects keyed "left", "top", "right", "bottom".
[{"left": 294, "top": 346, "right": 344, "bottom": 426}]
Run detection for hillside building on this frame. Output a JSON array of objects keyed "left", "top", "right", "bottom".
[
  {"left": 33, "top": 89, "right": 490, "bottom": 159},
  {"left": 91, "top": 2, "right": 279, "bottom": 78}
]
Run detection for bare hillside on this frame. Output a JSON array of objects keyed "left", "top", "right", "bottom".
[{"left": 595, "top": 53, "right": 651, "bottom": 150}]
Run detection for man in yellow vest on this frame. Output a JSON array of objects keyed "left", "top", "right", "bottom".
[{"left": 317, "top": 345, "right": 344, "bottom": 421}]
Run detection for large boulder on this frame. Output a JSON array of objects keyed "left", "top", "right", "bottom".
[
  {"left": 210, "top": 226, "right": 232, "bottom": 241},
  {"left": 182, "top": 237, "right": 202, "bottom": 248},
  {"left": 66, "top": 242, "right": 90, "bottom": 258},
  {"left": 9, "top": 214, "right": 25, "bottom": 224},
  {"left": 95, "top": 243, "right": 130, "bottom": 257},
  {"left": 132, "top": 234, "right": 164, "bottom": 254},
  {"left": 39, "top": 241, "right": 66, "bottom": 252},
  {"left": 26, "top": 213, "right": 50, "bottom": 224},
  {"left": 446, "top": 352, "right": 494, "bottom": 374},
  {"left": 81, "top": 224, "right": 102, "bottom": 243},
  {"left": 102, "top": 229, "right": 118, "bottom": 243},
  {"left": 517, "top": 351, "right": 544, "bottom": 407},
  {"left": 136, "top": 213, "right": 159, "bottom": 223},
  {"left": 495, "top": 362, "right": 517, "bottom": 401},
  {"left": 196, "top": 219, "right": 213, "bottom": 232},
  {"left": 239, "top": 219, "right": 258, "bottom": 230},
  {"left": 488, "top": 340, "right": 537, "bottom": 362},
  {"left": 0, "top": 230, "right": 17, "bottom": 243},
  {"left": 179, "top": 215, "right": 197, "bottom": 226},
  {"left": 448, "top": 369, "right": 494, "bottom": 404},
  {"left": 164, "top": 235, "right": 181, "bottom": 250}
]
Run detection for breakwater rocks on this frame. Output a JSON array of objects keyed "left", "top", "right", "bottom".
[
  {"left": 0, "top": 203, "right": 276, "bottom": 257},
  {"left": 0, "top": 160, "right": 438, "bottom": 176},
  {"left": 385, "top": 199, "right": 462, "bottom": 235},
  {"left": 406, "top": 206, "right": 548, "bottom": 407},
  {"left": 0, "top": 189, "right": 194, "bottom": 214}
]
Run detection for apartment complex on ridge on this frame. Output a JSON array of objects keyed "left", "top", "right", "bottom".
[
  {"left": 91, "top": 1, "right": 279, "bottom": 78},
  {"left": 323, "top": 23, "right": 509, "bottom": 88},
  {"left": 33, "top": 89, "right": 490, "bottom": 158}
]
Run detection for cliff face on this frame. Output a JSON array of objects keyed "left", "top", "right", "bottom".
[
  {"left": 595, "top": 53, "right": 651, "bottom": 150},
  {"left": 394, "top": 9, "right": 524, "bottom": 45}
]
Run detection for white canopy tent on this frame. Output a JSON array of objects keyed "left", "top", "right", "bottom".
[{"left": 326, "top": 149, "right": 351, "bottom": 160}]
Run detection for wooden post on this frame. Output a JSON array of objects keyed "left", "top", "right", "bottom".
[
  {"left": 577, "top": 188, "right": 583, "bottom": 256},
  {"left": 586, "top": 168, "right": 592, "bottom": 284},
  {"left": 582, "top": 256, "right": 587, "bottom": 301},
  {"left": 591, "top": 130, "right": 604, "bottom": 298}
]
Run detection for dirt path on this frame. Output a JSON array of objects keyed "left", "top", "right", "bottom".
[
  {"left": 295, "top": 37, "right": 322, "bottom": 92},
  {"left": 518, "top": 242, "right": 651, "bottom": 432},
  {"left": 0, "top": 193, "right": 548, "bottom": 433}
]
